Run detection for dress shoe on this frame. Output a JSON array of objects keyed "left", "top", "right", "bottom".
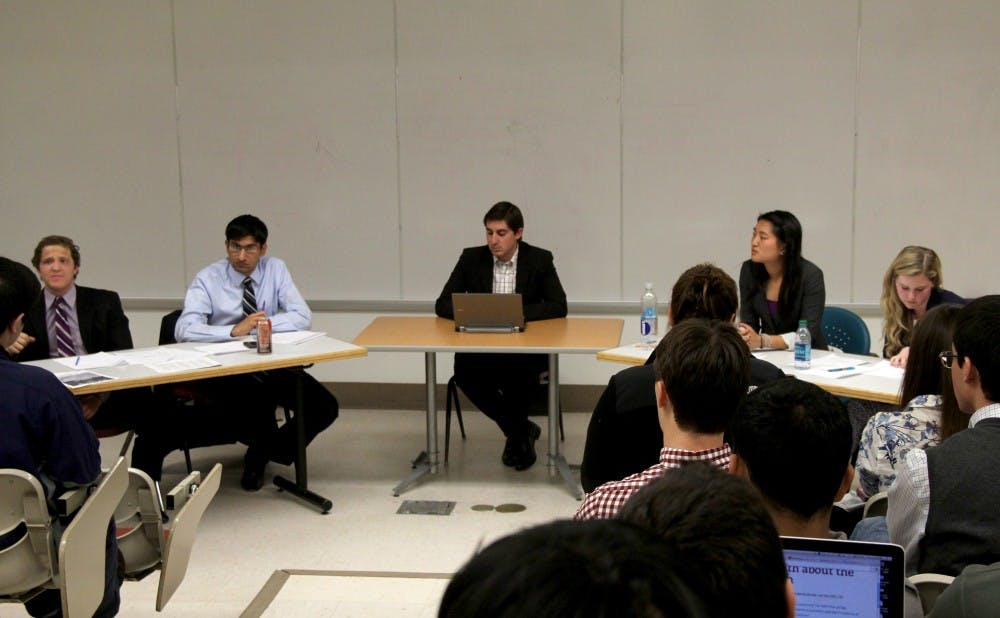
[
  {"left": 241, "top": 449, "right": 268, "bottom": 491},
  {"left": 501, "top": 421, "right": 541, "bottom": 471}
]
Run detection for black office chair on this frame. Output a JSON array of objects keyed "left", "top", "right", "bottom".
[{"left": 444, "top": 374, "right": 565, "bottom": 463}]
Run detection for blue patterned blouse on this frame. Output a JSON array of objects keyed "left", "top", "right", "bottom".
[{"left": 856, "top": 394, "right": 943, "bottom": 500}]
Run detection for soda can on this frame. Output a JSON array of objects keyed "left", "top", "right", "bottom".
[{"left": 256, "top": 317, "right": 272, "bottom": 354}]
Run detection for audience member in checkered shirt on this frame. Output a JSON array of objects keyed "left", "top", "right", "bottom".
[{"left": 574, "top": 318, "right": 750, "bottom": 520}]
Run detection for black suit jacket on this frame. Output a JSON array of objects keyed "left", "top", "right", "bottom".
[
  {"left": 18, "top": 286, "right": 133, "bottom": 362},
  {"left": 739, "top": 258, "right": 827, "bottom": 350},
  {"left": 434, "top": 241, "right": 567, "bottom": 322}
]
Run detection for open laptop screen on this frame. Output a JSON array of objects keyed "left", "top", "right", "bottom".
[{"left": 781, "top": 536, "right": 904, "bottom": 618}]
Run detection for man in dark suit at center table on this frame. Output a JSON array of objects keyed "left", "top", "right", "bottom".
[{"left": 435, "top": 202, "right": 567, "bottom": 471}]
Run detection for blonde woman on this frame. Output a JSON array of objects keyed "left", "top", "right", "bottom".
[{"left": 881, "top": 246, "right": 963, "bottom": 367}]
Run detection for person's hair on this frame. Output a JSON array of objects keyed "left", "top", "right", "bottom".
[
  {"left": 0, "top": 257, "right": 42, "bottom": 330},
  {"left": 899, "top": 304, "right": 964, "bottom": 439},
  {"left": 747, "top": 210, "right": 804, "bottom": 315},
  {"left": 619, "top": 462, "right": 789, "bottom": 618},
  {"left": 729, "top": 378, "right": 852, "bottom": 520},
  {"left": 225, "top": 214, "right": 269, "bottom": 244},
  {"left": 881, "top": 246, "right": 944, "bottom": 356},
  {"left": 953, "top": 295, "right": 1000, "bottom": 403},
  {"left": 670, "top": 263, "right": 739, "bottom": 323},
  {"left": 31, "top": 235, "right": 81, "bottom": 273},
  {"left": 438, "top": 519, "right": 709, "bottom": 618},
  {"left": 482, "top": 201, "right": 523, "bottom": 232},
  {"left": 651, "top": 319, "right": 750, "bottom": 434}
]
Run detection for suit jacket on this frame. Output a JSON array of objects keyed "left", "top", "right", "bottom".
[
  {"left": 434, "top": 241, "right": 567, "bottom": 322},
  {"left": 18, "top": 285, "right": 133, "bottom": 362},
  {"left": 739, "top": 257, "right": 827, "bottom": 350}
]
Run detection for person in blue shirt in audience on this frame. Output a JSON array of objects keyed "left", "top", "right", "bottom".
[
  {"left": 174, "top": 214, "right": 339, "bottom": 491},
  {"left": 0, "top": 256, "right": 121, "bottom": 617}
]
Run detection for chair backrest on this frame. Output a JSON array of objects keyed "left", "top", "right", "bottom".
[
  {"left": 159, "top": 309, "right": 183, "bottom": 346},
  {"left": 863, "top": 491, "right": 889, "bottom": 519},
  {"left": 822, "top": 306, "right": 872, "bottom": 355},
  {"left": 156, "top": 463, "right": 222, "bottom": 611},
  {"left": 58, "top": 456, "right": 129, "bottom": 618},
  {"left": 910, "top": 572, "right": 955, "bottom": 614},
  {"left": 115, "top": 468, "right": 166, "bottom": 578},
  {"left": 0, "top": 469, "right": 55, "bottom": 598}
]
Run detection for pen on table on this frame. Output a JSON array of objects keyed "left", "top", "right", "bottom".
[
  {"left": 827, "top": 366, "right": 857, "bottom": 373},
  {"left": 75, "top": 356, "right": 80, "bottom": 366}
]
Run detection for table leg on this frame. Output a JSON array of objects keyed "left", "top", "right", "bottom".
[
  {"left": 546, "top": 353, "right": 582, "bottom": 500},
  {"left": 393, "top": 352, "right": 438, "bottom": 495},
  {"left": 273, "top": 367, "right": 333, "bottom": 513}
]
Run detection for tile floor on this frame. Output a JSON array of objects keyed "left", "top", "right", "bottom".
[{"left": 10, "top": 407, "right": 591, "bottom": 617}]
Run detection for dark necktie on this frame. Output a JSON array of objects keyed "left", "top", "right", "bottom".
[
  {"left": 51, "top": 296, "right": 77, "bottom": 358},
  {"left": 242, "top": 277, "right": 257, "bottom": 317}
]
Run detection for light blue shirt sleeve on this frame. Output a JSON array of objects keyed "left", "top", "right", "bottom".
[
  {"left": 886, "top": 448, "right": 929, "bottom": 576},
  {"left": 174, "top": 257, "right": 312, "bottom": 342}
]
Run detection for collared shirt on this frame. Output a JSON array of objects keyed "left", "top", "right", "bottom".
[
  {"left": 856, "top": 394, "right": 943, "bottom": 500},
  {"left": 492, "top": 247, "right": 518, "bottom": 294},
  {"left": 887, "top": 402, "right": 1000, "bottom": 574},
  {"left": 44, "top": 284, "right": 85, "bottom": 357},
  {"left": 574, "top": 444, "right": 731, "bottom": 520},
  {"left": 174, "top": 256, "right": 311, "bottom": 342}
]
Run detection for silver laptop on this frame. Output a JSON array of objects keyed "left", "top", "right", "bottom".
[
  {"left": 452, "top": 293, "right": 525, "bottom": 333},
  {"left": 781, "top": 536, "right": 904, "bottom": 618}
]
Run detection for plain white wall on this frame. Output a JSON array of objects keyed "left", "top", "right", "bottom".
[{"left": 2, "top": 0, "right": 997, "bottom": 385}]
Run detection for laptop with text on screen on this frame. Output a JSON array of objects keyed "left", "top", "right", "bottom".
[
  {"left": 452, "top": 293, "right": 525, "bottom": 333},
  {"left": 781, "top": 536, "right": 904, "bottom": 618}
]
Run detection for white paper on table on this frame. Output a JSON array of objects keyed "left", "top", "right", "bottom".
[
  {"left": 114, "top": 347, "right": 210, "bottom": 365},
  {"left": 52, "top": 352, "right": 127, "bottom": 370},
  {"left": 146, "top": 357, "right": 222, "bottom": 374},
  {"left": 271, "top": 331, "right": 326, "bottom": 345},
  {"left": 54, "top": 370, "right": 117, "bottom": 389},
  {"left": 194, "top": 340, "right": 254, "bottom": 355},
  {"left": 860, "top": 361, "right": 905, "bottom": 379},
  {"left": 796, "top": 355, "right": 875, "bottom": 378}
]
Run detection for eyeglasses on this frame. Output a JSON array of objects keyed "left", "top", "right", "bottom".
[
  {"left": 227, "top": 241, "right": 261, "bottom": 255},
  {"left": 939, "top": 351, "right": 960, "bottom": 369}
]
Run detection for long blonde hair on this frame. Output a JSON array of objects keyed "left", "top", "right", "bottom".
[{"left": 881, "top": 246, "right": 943, "bottom": 356}]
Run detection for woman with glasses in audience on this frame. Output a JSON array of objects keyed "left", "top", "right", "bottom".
[
  {"left": 737, "top": 210, "right": 827, "bottom": 350},
  {"left": 881, "top": 246, "right": 964, "bottom": 368},
  {"left": 855, "top": 304, "right": 965, "bottom": 501}
]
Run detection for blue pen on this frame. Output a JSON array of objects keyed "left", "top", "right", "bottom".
[
  {"left": 75, "top": 356, "right": 80, "bottom": 366},
  {"left": 827, "top": 366, "right": 856, "bottom": 372},
  {"left": 261, "top": 301, "right": 266, "bottom": 313}
]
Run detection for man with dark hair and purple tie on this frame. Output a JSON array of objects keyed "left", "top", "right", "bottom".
[{"left": 10, "top": 235, "right": 153, "bottom": 428}]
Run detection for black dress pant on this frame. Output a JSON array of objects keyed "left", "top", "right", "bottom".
[{"left": 453, "top": 352, "right": 547, "bottom": 439}]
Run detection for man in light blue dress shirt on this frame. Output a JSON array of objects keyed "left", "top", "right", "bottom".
[{"left": 175, "top": 214, "right": 339, "bottom": 491}]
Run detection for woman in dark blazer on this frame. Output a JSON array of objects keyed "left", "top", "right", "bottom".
[{"left": 737, "top": 210, "right": 827, "bottom": 350}]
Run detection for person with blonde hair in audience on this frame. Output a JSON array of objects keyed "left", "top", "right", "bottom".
[
  {"left": 855, "top": 304, "right": 965, "bottom": 500},
  {"left": 881, "top": 245, "right": 963, "bottom": 368}
]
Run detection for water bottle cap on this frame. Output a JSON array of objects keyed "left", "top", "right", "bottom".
[{"left": 798, "top": 319, "right": 808, "bottom": 326}]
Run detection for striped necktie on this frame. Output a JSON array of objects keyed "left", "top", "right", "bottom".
[
  {"left": 51, "top": 296, "right": 77, "bottom": 358},
  {"left": 242, "top": 277, "right": 257, "bottom": 317}
]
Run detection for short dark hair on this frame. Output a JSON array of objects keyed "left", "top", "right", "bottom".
[
  {"left": 900, "top": 304, "right": 963, "bottom": 439},
  {"left": 439, "top": 519, "right": 709, "bottom": 618},
  {"left": 482, "top": 201, "right": 523, "bottom": 232},
  {"left": 0, "top": 257, "right": 42, "bottom": 330},
  {"left": 31, "top": 235, "right": 81, "bottom": 271},
  {"left": 225, "top": 214, "right": 269, "bottom": 244},
  {"left": 670, "top": 263, "right": 739, "bottom": 323},
  {"left": 954, "top": 295, "right": 1000, "bottom": 402},
  {"left": 651, "top": 319, "right": 750, "bottom": 434},
  {"left": 619, "top": 462, "right": 789, "bottom": 618},
  {"left": 729, "top": 378, "right": 852, "bottom": 519}
]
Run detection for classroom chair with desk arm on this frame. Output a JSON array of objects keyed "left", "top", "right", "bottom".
[
  {"left": 0, "top": 457, "right": 128, "bottom": 617},
  {"left": 822, "top": 306, "right": 873, "bottom": 356}
]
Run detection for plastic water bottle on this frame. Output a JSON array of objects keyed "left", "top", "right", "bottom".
[
  {"left": 794, "top": 319, "right": 811, "bottom": 369},
  {"left": 640, "top": 283, "right": 658, "bottom": 345}
]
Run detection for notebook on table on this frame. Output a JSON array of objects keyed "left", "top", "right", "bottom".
[
  {"left": 452, "top": 293, "right": 525, "bottom": 333},
  {"left": 781, "top": 536, "right": 904, "bottom": 618}
]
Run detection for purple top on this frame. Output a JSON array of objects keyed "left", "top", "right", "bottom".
[{"left": 766, "top": 300, "right": 779, "bottom": 317}]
